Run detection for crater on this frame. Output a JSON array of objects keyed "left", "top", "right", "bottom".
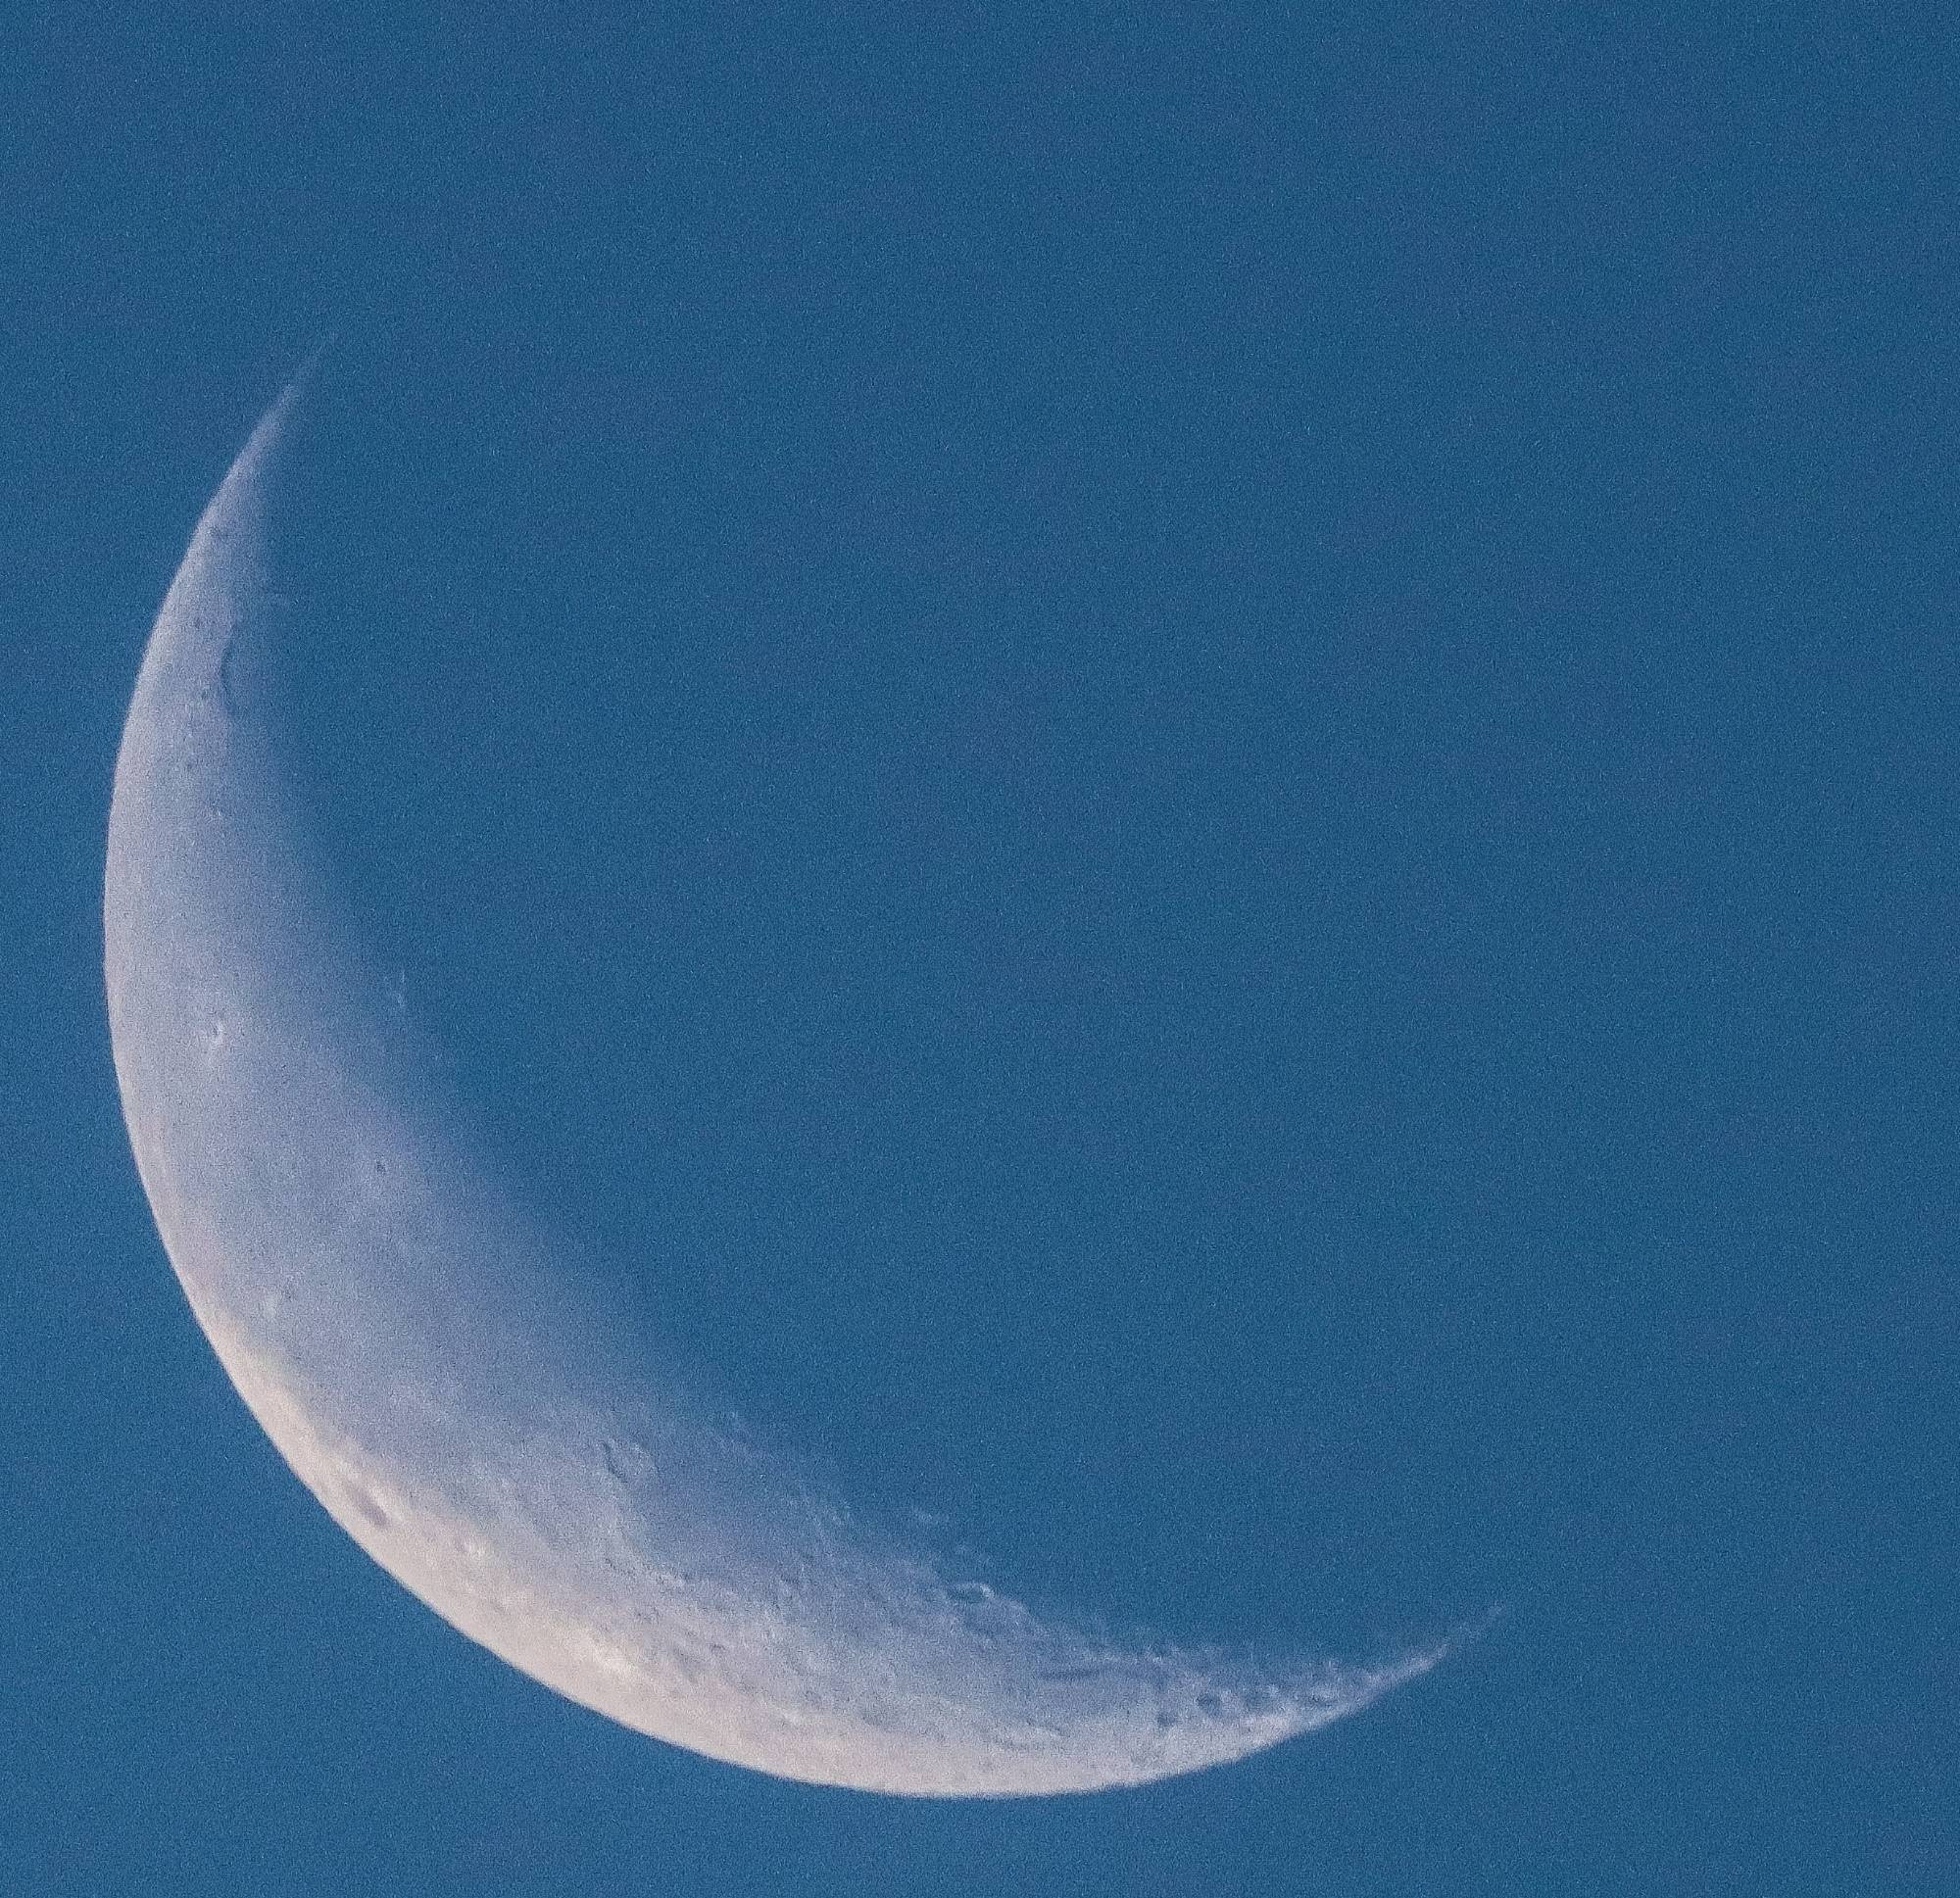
[
  {"left": 348, "top": 1485, "right": 394, "bottom": 1531},
  {"left": 216, "top": 638, "right": 243, "bottom": 716}
]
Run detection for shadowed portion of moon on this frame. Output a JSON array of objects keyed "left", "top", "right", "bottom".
[{"left": 104, "top": 385, "right": 1447, "bottom": 1795}]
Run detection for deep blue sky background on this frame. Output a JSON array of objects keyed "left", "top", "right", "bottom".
[{"left": 5, "top": 3, "right": 1956, "bottom": 1891}]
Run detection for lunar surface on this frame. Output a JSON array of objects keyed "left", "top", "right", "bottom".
[{"left": 103, "top": 384, "right": 1446, "bottom": 1795}]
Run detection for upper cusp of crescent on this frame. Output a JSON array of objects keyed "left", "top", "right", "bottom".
[
  {"left": 114, "top": 388, "right": 305, "bottom": 795},
  {"left": 104, "top": 384, "right": 344, "bottom": 1054}
]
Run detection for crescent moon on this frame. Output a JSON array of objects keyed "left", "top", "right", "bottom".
[{"left": 104, "top": 384, "right": 1446, "bottom": 1796}]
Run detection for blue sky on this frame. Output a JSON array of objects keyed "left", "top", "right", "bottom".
[{"left": 5, "top": 3, "right": 1955, "bottom": 1891}]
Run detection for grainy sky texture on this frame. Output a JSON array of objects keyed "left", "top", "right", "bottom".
[{"left": 6, "top": 4, "right": 1956, "bottom": 1892}]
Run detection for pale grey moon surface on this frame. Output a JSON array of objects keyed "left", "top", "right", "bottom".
[{"left": 103, "top": 386, "right": 1447, "bottom": 1795}]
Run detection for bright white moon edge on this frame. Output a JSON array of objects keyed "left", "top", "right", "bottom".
[{"left": 103, "top": 383, "right": 1452, "bottom": 1796}]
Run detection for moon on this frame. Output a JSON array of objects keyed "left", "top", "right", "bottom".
[{"left": 104, "top": 383, "right": 1446, "bottom": 1796}]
